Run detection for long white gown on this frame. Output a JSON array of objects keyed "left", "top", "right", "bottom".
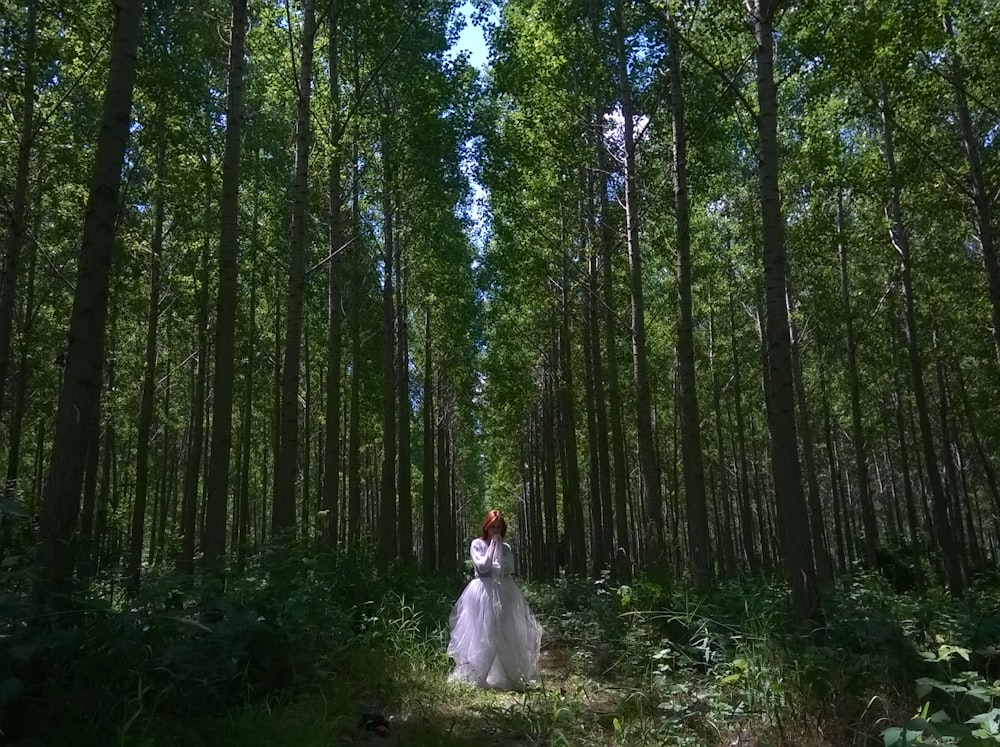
[{"left": 447, "top": 536, "right": 542, "bottom": 690}]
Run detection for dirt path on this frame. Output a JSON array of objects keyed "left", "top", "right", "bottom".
[{"left": 346, "top": 635, "right": 627, "bottom": 746}]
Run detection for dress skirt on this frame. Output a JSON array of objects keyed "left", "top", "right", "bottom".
[{"left": 447, "top": 574, "right": 542, "bottom": 690}]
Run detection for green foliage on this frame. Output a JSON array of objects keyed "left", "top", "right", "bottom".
[
  {"left": 883, "top": 644, "right": 1000, "bottom": 745},
  {"left": 0, "top": 548, "right": 450, "bottom": 743},
  {"left": 7, "top": 560, "right": 1000, "bottom": 746}
]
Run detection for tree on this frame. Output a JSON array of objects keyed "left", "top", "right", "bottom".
[
  {"left": 0, "top": 0, "right": 37, "bottom": 421},
  {"left": 750, "top": 0, "right": 822, "bottom": 626},
  {"left": 203, "top": 0, "right": 248, "bottom": 570},
  {"left": 666, "top": 11, "right": 711, "bottom": 590},
  {"left": 36, "top": 0, "right": 144, "bottom": 602},
  {"left": 615, "top": 0, "right": 664, "bottom": 577},
  {"left": 274, "top": 0, "right": 318, "bottom": 537}
]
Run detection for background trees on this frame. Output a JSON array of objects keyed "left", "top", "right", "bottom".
[{"left": 0, "top": 0, "right": 997, "bottom": 622}]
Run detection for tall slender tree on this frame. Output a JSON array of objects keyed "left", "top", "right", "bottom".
[
  {"left": 751, "top": 0, "right": 822, "bottom": 626},
  {"left": 36, "top": 0, "right": 144, "bottom": 602},
  {"left": 274, "top": 0, "right": 318, "bottom": 536},
  {"left": 203, "top": 0, "right": 248, "bottom": 569}
]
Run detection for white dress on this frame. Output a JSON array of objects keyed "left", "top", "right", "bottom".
[{"left": 447, "top": 537, "right": 542, "bottom": 690}]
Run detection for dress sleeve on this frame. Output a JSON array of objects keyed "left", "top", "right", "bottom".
[
  {"left": 500, "top": 543, "right": 516, "bottom": 576},
  {"left": 470, "top": 538, "right": 495, "bottom": 576}
]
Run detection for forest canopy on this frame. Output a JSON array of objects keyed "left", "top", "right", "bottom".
[{"left": 1, "top": 0, "right": 998, "bottom": 743}]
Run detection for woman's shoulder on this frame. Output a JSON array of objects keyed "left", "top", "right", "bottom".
[{"left": 470, "top": 537, "right": 487, "bottom": 550}]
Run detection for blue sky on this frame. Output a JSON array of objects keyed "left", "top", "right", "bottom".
[{"left": 452, "top": 1, "right": 490, "bottom": 70}]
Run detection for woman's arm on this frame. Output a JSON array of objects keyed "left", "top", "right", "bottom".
[{"left": 470, "top": 538, "right": 497, "bottom": 575}]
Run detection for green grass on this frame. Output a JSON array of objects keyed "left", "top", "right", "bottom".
[{"left": 6, "top": 555, "right": 1000, "bottom": 746}]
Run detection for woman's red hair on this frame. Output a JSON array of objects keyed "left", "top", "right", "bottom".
[{"left": 481, "top": 509, "right": 507, "bottom": 540}]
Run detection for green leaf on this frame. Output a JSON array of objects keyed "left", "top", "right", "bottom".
[
  {"left": 966, "top": 707, "right": 1000, "bottom": 734},
  {"left": 882, "top": 726, "right": 926, "bottom": 746}
]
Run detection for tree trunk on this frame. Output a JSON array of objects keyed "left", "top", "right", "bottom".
[
  {"left": 346, "top": 317, "right": 360, "bottom": 548},
  {"left": 558, "top": 262, "right": 587, "bottom": 575},
  {"left": 728, "top": 277, "right": 760, "bottom": 574},
  {"left": 598, "top": 138, "right": 630, "bottom": 580},
  {"left": 880, "top": 87, "right": 965, "bottom": 596},
  {"left": 890, "top": 369, "right": 924, "bottom": 591},
  {"left": 204, "top": 0, "right": 248, "bottom": 569},
  {"left": 35, "top": 0, "right": 143, "bottom": 602},
  {"left": 708, "top": 299, "right": 737, "bottom": 577},
  {"left": 3, "top": 230, "right": 38, "bottom": 504},
  {"left": 421, "top": 308, "right": 436, "bottom": 570},
  {"left": 942, "top": 17, "right": 1000, "bottom": 366},
  {"left": 753, "top": 0, "right": 822, "bottom": 626},
  {"left": 0, "top": 0, "right": 37, "bottom": 409},
  {"left": 236, "top": 184, "right": 259, "bottom": 572},
  {"left": 397, "top": 263, "right": 412, "bottom": 561},
  {"left": 96, "top": 413, "right": 114, "bottom": 574},
  {"left": 322, "top": 3, "right": 343, "bottom": 549},
  {"left": 377, "top": 128, "right": 398, "bottom": 571},
  {"left": 934, "top": 353, "right": 976, "bottom": 571},
  {"left": 788, "top": 296, "right": 834, "bottom": 586},
  {"left": 436, "top": 397, "right": 453, "bottom": 572},
  {"left": 581, "top": 213, "right": 610, "bottom": 576},
  {"left": 615, "top": 0, "right": 664, "bottom": 576},
  {"left": 127, "top": 129, "right": 166, "bottom": 589},
  {"left": 541, "top": 380, "right": 559, "bottom": 578},
  {"left": 177, "top": 139, "right": 212, "bottom": 578},
  {"left": 668, "top": 17, "right": 711, "bottom": 590},
  {"left": 836, "top": 190, "right": 879, "bottom": 568},
  {"left": 819, "top": 369, "right": 847, "bottom": 575},
  {"left": 274, "top": 0, "right": 316, "bottom": 537}
]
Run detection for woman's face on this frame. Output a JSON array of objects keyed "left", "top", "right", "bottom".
[{"left": 487, "top": 518, "right": 503, "bottom": 537}]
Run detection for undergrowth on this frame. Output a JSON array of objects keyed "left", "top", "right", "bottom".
[{"left": 3, "top": 552, "right": 999, "bottom": 746}]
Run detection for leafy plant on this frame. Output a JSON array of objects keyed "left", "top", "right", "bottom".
[{"left": 883, "top": 645, "right": 1000, "bottom": 746}]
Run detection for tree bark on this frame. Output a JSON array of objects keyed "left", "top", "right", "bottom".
[
  {"left": 421, "top": 308, "right": 436, "bottom": 570},
  {"left": 204, "top": 0, "right": 248, "bottom": 569},
  {"left": 347, "top": 140, "right": 363, "bottom": 551},
  {"left": 0, "top": 0, "right": 37, "bottom": 410},
  {"left": 397, "top": 263, "right": 412, "bottom": 561},
  {"left": 127, "top": 129, "right": 166, "bottom": 589},
  {"left": 879, "top": 87, "right": 965, "bottom": 596},
  {"left": 615, "top": 0, "right": 664, "bottom": 577},
  {"left": 728, "top": 276, "right": 760, "bottom": 574},
  {"left": 35, "top": 0, "right": 143, "bottom": 602},
  {"left": 788, "top": 296, "right": 833, "bottom": 586},
  {"left": 377, "top": 124, "right": 398, "bottom": 570},
  {"left": 323, "top": 3, "right": 343, "bottom": 548},
  {"left": 177, "top": 138, "right": 212, "bottom": 577},
  {"left": 436, "top": 397, "right": 453, "bottom": 572},
  {"left": 3, "top": 227, "right": 38, "bottom": 505},
  {"left": 274, "top": 0, "right": 317, "bottom": 537},
  {"left": 753, "top": 0, "right": 822, "bottom": 626},
  {"left": 597, "top": 139, "right": 630, "bottom": 580},
  {"left": 836, "top": 190, "right": 879, "bottom": 568},
  {"left": 942, "top": 17, "right": 1000, "bottom": 366},
  {"left": 668, "top": 17, "right": 711, "bottom": 590}
]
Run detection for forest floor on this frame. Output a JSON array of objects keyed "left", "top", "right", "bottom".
[
  {"left": 12, "top": 562, "right": 987, "bottom": 747},
  {"left": 179, "top": 628, "right": 893, "bottom": 747}
]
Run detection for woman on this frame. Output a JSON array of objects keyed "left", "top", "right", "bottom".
[{"left": 447, "top": 509, "right": 542, "bottom": 690}]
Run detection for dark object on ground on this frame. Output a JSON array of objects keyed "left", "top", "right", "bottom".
[{"left": 360, "top": 712, "right": 390, "bottom": 737}]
